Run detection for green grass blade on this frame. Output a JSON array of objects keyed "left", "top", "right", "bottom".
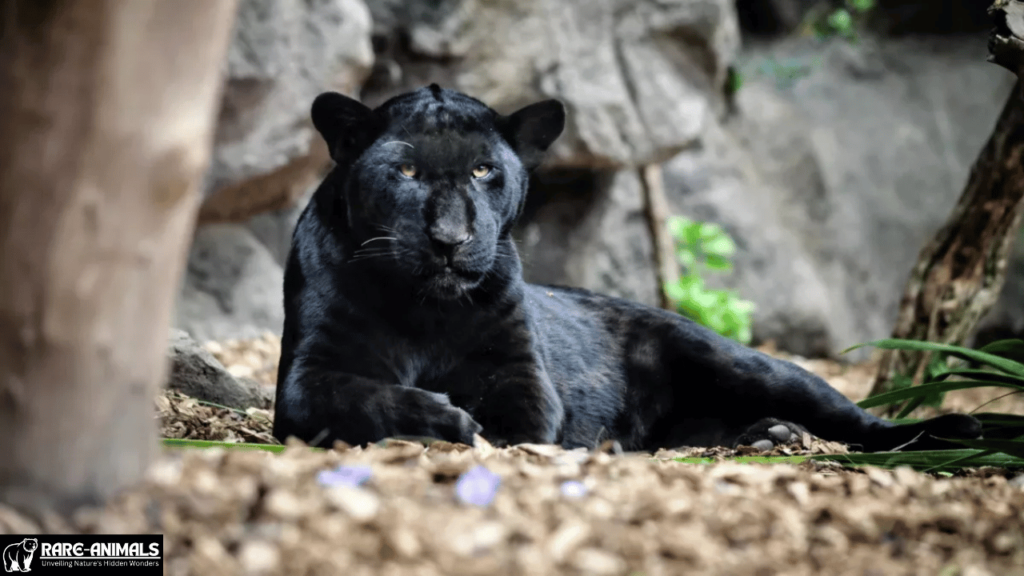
[
  {"left": 895, "top": 395, "right": 927, "bottom": 419},
  {"left": 978, "top": 338, "right": 1024, "bottom": 358},
  {"left": 856, "top": 380, "right": 1024, "bottom": 409},
  {"left": 932, "top": 368, "right": 1024, "bottom": 386},
  {"left": 943, "top": 438, "right": 1024, "bottom": 459},
  {"left": 810, "top": 449, "right": 1024, "bottom": 471},
  {"left": 843, "top": 339, "right": 1024, "bottom": 376},
  {"left": 974, "top": 412, "right": 1024, "bottom": 426},
  {"left": 161, "top": 438, "right": 299, "bottom": 453}
]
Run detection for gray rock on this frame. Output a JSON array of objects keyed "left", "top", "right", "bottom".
[
  {"left": 199, "top": 0, "right": 373, "bottom": 222},
  {"left": 363, "top": 0, "right": 739, "bottom": 169},
  {"left": 664, "top": 36, "right": 1015, "bottom": 359},
  {"left": 175, "top": 224, "right": 284, "bottom": 343},
  {"left": 516, "top": 169, "right": 660, "bottom": 307},
  {"left": 246, "top": 182, "right": 316, "bottom": 266},
  {"left": 166, "top": 329, "right": 270, "bottom": 410}
]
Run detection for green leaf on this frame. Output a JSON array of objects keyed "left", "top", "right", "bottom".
[
  {"left": 702, "top": 235, "right": 737, "bottom": 258},
  {"left": 699, "top": 222, "right": 725, "bottom": 240},
  {"left": 704, "top": 254, "right": 733, "bottom": 272},
  {"left": 847, "top": 0, "right": 875, "bottom": 12},
  {"left": 810, "top": 449, "right": 1024, "bottom": 472},
  {"left": 944, "top": 438, "right": 1024, "bottom": 460},
  {"left": 729, "top": 69, "right": 744, "bottom": 94},
  {"left": 692, "top": 290, "right": 719, "bottom": 312},
  {"left": 664, "top": 282, "right": 687, "bottom": 303},
  {"left": 827, "top": 9, "right": 853, "bottom": 33},
  {"left": 978, "top": 338, "right": 1024, "bottom": 360},
  {"left": 679, "top": 274, "right": 703, "bottom": 292},
  {"left": 731, "top": 299, "right": 755, "bottom": 315},
  {"left": 932, "top": 368, "right": 1024, "bottom": 386},
  {"left": 843, "top": 339, "right": 1024, "bottom": 377},
  {"left": 894, "top": 395, "right": 927, "bottom": 419},
  {"left": 891, "top": 373, "right": 913, "bottom": 392},
  {"left": 974, "top": 412, "right": 1024, "bottom": 426},
  {"left": 683, "top": 222, "right": 703, "bottom": 246},
  {"left": 856, "top": 380, "right": 1024, "bottom": 410},
  {"left": 676, "top": 248, "right": 698, "bottom": 271},
  {"left": 667, "top": 216, "right": 686, "bottom": 240}
]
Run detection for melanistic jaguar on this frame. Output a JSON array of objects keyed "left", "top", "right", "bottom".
[{"left": 272, "top": 84, "right": 981, "bottom": 453}]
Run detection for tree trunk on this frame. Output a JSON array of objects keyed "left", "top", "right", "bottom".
[
  {"left": 869, "top": 2, "right": 1024, "bottom": 404},
  {"left": 869, "top": 82, "right": 1024, "bottom": 402},
  {"left": 0, "top": 0, "right": 237, "bottom": 516}
]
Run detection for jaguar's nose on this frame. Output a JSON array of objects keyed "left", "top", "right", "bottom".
[{"left": 428, "top": 230, "right": 472, "bottom": 265}]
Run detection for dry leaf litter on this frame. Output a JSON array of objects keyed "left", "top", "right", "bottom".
[{"left": 0, "top": 333, "right": 1021, "bottom": 576}]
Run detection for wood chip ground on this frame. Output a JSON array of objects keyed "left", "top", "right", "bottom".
[{"left": 1, "top": 334, "right": 1021, "bottom": 576}]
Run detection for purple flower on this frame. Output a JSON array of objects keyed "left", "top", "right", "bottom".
[
  {"left": 455, "top": 465, "right": 501, "bottom": 507},
  {"left": 560, "top": 480, "right": 588, "bottom": 499},
  {"left": 317, "top": 464, "right": 373, "bottom": 488}
]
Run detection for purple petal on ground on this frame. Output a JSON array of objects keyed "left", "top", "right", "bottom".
[
  {"left": 455, "top": 465, "right": 501, "bottom": 507},
  {"left": 317, "top": 464, "right": 373, "bottom": 488},
  {"left": 560, "top": 480, "right": 588, "bottom": 499}
]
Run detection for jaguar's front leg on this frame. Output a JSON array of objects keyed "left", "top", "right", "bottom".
[{"left": 472, "top": 361, "right": 564, "bottom": 446}]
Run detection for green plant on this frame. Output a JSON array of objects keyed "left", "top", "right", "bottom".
[
  {"left": 744, "top": 0, "right": 878, "bottom": 92},
  {"left": 809, "top": 0, "right": 876, "bottom": 42},
  {"left": 726, "top": 66, "right": 744, "bottom": 96},
  {"left": 833, "top": 338, "right": 1024, "bottom": 469},
  {"left": 664, "top": 216, "right": 755, "bottom": 345}
]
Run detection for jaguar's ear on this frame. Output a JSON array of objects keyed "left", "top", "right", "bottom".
[
  {"left": 497, "top": 99, "right": 566, "bottom": 171},
  {"left": 311, "top": 91, "right": 378, "bottom": 163}
]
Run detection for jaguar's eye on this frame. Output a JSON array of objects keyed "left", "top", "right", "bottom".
[
  {"left": 471, "top": 165, "right": 491, "bottom": 179},
  {"left": 399, "top": 164, "right": 417, "bottom": 178}
]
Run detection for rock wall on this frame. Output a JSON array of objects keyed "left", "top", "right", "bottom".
[
  {"left": 175, "top": 0, "right": 373, "bottom": 338},
  {"left": 666, "top": 36, "right": 1015, "bottom": 358},
  {"left": 363, "top": 0, "right": 739, "bottom": 169},
  {"left": 175, "top": 0, "right": 1024, "bottom": 362}
]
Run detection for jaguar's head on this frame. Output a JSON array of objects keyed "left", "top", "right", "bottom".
[{"left": 311, "top": 84, "right": 565, "bottom": 300}]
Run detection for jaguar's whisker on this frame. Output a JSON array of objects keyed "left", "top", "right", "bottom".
[{"left": 361, "top": 236, "right": 397, "bottom": 247}]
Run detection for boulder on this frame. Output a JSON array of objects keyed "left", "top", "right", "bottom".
[
  {"left": 362, "top": 0, "right": 739, "bottom": 169},
  {"left": 177, "top": 0, "right": 372, "bottom": 342},
  {"left": 516, "top": 170, "right": 660, "bottom": 307},
  {"left": 175, "top": 224, "right": 285, "bottom": 343},
  {"left": 246, "top": 182, "right": 316, "bottom": 267},
  {"left": 664, "top": 36, "right": 1016, "bottom": 359},
  {"left": 198, "top": 0, "right": 373, "bottom": 224},
  {"left": 166, "top": 329, "right": 271, "bottom": 410}
]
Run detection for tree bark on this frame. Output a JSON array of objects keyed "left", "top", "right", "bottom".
[
  {"left": 869, "top": 2, "right": 1024, "bottom": 404},
  {"left": 641, "top": 164, "right": 681, "bottom": 310},
  {"left": 0, "top": 0, "right": 237, "bottom": 516}
]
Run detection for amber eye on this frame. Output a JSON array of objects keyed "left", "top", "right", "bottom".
[
  {"left": 472, "top": 165, "right": 491, "bottom": 179},
  {"left": 399, "top": 164, "right": 417, "bottom": 178}
]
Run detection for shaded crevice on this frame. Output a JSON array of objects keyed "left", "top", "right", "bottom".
[{"left": 514, "top": 168, "right": 602, "bottom": 285}]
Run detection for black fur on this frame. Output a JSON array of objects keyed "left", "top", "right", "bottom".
[{"left": 273, "top": 85, "right": 982, "bottom": 453}]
